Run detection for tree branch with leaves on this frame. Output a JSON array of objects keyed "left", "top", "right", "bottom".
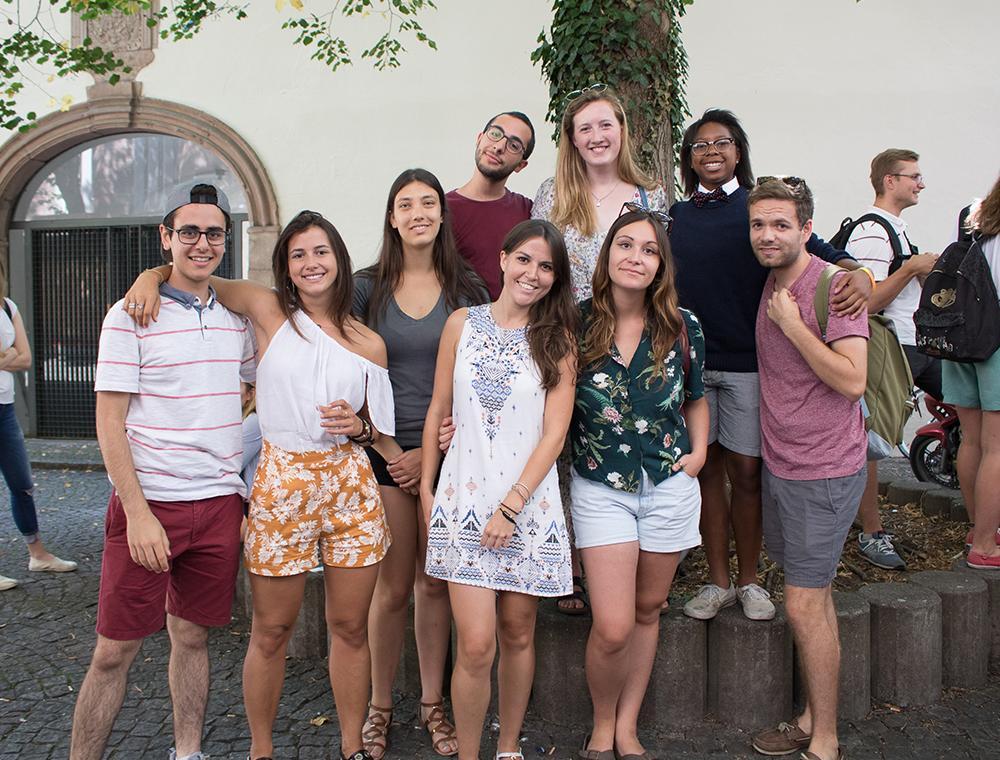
[{"left": 0, "top": 0, "right": 437, "bottom": 132}]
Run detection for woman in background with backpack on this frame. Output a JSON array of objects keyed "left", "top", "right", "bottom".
[
  {"left": 948, "top": 173, "right": 1000, "bottom": 570},
  {"left": 0, "top": 283, "right": 77, "bottom": 590}
]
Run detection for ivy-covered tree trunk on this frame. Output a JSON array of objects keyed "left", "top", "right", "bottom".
[{"left": 532, "top": 0, "right": 691, "bottom": 201}]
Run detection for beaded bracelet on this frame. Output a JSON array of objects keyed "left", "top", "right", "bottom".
[{"left": 349, "top": 418, "right": 374, "bottom": 446}]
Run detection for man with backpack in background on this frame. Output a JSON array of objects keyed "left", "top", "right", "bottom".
[{"left": 835, "top": 149, "right": 940, "bottom": 571}]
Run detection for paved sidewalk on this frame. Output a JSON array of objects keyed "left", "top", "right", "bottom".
[{"left": 1, "top": 465, "right": 997, "bottom": 758}]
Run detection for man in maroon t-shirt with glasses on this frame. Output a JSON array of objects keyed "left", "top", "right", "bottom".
[
  {"left": 748, "top": 177, "right": 868, "bottom": 760},
  {"left": 447, "top": 111, "right": 535, "bottom": 299}
]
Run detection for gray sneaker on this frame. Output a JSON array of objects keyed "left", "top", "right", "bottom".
[
  {"left": 736, "top": 582, "right": 776, "bottom": 621},
  {"left": 0, "top": 574, "right": 18, "bottom": 591},
  {"left": 169, "top": 751, "right": 208, "bottom": 760},
  {"left": 683, "top": 582, "right": 737, "bottom": 620},
  {"left": 858, "top": 531, "right": 906, "bottom": 570}
]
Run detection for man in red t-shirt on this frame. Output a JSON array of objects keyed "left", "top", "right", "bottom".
[
  {"left": 447, "top": 111, "right": 535, "bottom": 299},
  {"left": 748, "top": 177, "right": 869, "bottom": 760}
]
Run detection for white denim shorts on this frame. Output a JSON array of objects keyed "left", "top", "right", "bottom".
[{"left": 570, "top": 469, "right": 702, "bottom": 553}]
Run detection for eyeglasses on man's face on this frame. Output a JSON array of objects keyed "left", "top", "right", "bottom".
[
  {"left": 890, "top": 172, "right": 924, "bottom": 184},
  {"left": 689, "top": 137, "right": 736, "bottom": 156},
  {"left": 483, "top": 125, "right": 526, "bottom": 156},
  {"left": 166, "top": 225, "right": 227, "bottom": 245}
]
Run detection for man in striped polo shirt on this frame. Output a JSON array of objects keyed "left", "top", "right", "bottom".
[{"left": 71, "top": 184, "right": 255, "bottom": 760}]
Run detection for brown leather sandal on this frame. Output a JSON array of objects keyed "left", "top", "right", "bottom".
[
  {"left": 420, "top": 700, "right": 459, "bottom": 757},
  {"left": 361, "top": 703, "right": 392, "bottom": 760}
]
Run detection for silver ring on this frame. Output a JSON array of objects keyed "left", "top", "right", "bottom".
[{"left": 127, "top": 302, "right": 137, "bottom": 310}]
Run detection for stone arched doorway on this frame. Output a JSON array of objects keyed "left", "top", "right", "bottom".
[{"left": 0, "top": 96, "right": 279, "bottom": 436}]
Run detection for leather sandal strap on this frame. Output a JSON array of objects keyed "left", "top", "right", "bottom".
[
  {"left": 361, "top": 704, "right": 392, "bottom": 757},
  {"left": 420, "top": 701, "right": 458, "bottom": 755}
]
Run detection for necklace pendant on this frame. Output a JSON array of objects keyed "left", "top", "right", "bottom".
[{"left": 595, "top": 199, "right": 601, "bottom": 207}]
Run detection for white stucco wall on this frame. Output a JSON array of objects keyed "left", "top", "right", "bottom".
[
  {"left": 4, "top": 0, "right": 999, "bottom": 263},
  {"left": 682, "top": 0, "right": 1000, "bottom": 253}
]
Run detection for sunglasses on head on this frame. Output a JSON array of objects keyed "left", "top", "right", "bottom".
[
  {"left": 755, "top": 175, "right": 806, "bottom": 190},
  {"left": 564, "top": 82, "right": 608, "bottom": 103},
  {"left": 619, "top": 201, "right": 672, "bottom": 232}
]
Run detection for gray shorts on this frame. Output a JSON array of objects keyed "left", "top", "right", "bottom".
[
  {"left": 761, "top": 465, "right": 866, "bottom": 589},
  {"left": 703, "top": 370, "right": 761, "bottom": 457}
]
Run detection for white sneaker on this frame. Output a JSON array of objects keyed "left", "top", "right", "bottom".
[
  {"left": 683, "top": 582, "right": 737, "bottom": 620},
  {"left": 0, "top": 574, "right": 19, "bottom": 591},
  {"left": 28, "top": 555, "right": 78, "bottom": 573},
  {"left": 736, "top": 583, "right": 776, "bottom": 621}
]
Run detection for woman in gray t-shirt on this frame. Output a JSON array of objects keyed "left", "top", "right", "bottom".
[{"left": 353, "top": 168, "right": 486, "bottom": 759}]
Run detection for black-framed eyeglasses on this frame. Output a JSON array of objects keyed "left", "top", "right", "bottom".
[
  {"left": 165, "top": 225, "right": 227, "bottom": 245},
  {"left": 483, "top": 125, "right": 525, "bottom": 156},
  {"left": 889, "top": 172, "right": 924, "bottom": 184},
  {"left": 689, "top": 137, "right": 736, "bottom": 155},
  {"left": 620, "top": 201, "right": 672, "bottom": 231},
  {"left": 755, "top": 175, "right": 807, "bottom": 191},
  {"left": 564, "top": 82, "right": 608, "bottom": 102}
]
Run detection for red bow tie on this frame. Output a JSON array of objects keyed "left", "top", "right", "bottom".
[{"left": 691, "top": 187, "right": 729, "bottom": 207}]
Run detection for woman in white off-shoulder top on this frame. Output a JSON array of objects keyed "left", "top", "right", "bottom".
[{"left": 124, "top": 210, "right": 393, "bottom": 760}]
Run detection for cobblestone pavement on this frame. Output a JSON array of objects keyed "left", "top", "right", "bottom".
[{"left": 2, "top": 469, "right": 997, "bottom": 759}]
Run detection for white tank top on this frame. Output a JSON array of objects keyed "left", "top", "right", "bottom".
[{"left": 256, "top": 311, "right": 395, "bottom": 452}]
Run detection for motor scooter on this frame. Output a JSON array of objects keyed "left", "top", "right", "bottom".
[{"left": 908, "top": 392, "right": 961, "bottom": 489}]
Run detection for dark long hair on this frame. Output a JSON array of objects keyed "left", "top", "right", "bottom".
[
  {"left": 971, "top": 173, "right": 1000, "bottom": 237},
  {"left": 580, "top": 210, "right": 682, "bottom": 384},
  {"left": 679, "top": 108, "right": 754, "bottom": 197},
  {"left": 272, "top": 210, "right": 355, "bottom": 339},
  {"left": 358, "top": 168, "right": 486, "bottom": 326},
  {"left": 499, "top": 219, "right": 579, "bottom": 390}
]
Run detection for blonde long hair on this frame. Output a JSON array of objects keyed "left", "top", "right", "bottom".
[{"left": 551, "top": 89, "right": 656, "bottom": 238}]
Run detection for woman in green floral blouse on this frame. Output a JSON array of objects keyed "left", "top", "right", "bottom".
[{"left": 572, "top": 207, "right": 708, "bottom": 760}]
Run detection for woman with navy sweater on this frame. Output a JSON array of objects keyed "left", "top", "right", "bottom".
[{"left": 670, "top": 109, "right": 872, "bottom": 624}]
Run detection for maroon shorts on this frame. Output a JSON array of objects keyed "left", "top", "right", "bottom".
[{"left": 96, "top": 491, "right": 243, "bottom": 641}]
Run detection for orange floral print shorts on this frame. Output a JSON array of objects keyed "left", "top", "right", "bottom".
[{"left": 243, "top": 440, "right": 390, "bottom": 576}]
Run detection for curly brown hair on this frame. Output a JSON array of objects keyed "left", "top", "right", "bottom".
[{"left": 580, "top": 210, "right": 682, "bottom": 384}]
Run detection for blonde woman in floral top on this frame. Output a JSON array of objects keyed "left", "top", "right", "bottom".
[
  {"left": 531, "top": 85, "right": 667, "bottom": 304},
  {"left": 532, "top": 85, "right": 667, "bottom": 614},
  {"left": 571, "top": 206, "right": 708, "bottom": 760}
]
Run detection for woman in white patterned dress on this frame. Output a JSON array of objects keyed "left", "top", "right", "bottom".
[{"left": 421, "top": 219, "right": 579, "bottom": 760}]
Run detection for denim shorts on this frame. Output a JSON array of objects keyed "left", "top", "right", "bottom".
[
  {"left": 570, "top": 470, "right": 701, "bottom": 553},
  {"left": 761, "top": 465, "right": 866, "bottom": 589}
]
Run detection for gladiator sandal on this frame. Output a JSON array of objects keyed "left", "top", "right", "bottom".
[
  {"left": 361, "top": 703, "right": 392, "bottom": 760},
  {"left": 420, "top": 700, "right": 459, "bottom": 757}
]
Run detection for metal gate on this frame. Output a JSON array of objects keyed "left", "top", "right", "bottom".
[{"left": 30, "top": 224, "right": 237, "bottom": 437}]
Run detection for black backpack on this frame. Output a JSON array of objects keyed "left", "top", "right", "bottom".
[
  {"left": 828, "top": 213, "right": 915, "bottom": 275},
  {"left": 914, "top": 237, "right": 1000, "bottom": 363}
]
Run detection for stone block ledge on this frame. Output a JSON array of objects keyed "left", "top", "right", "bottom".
[{"left": 235, "top": 565, "right": 1000, "bottom": 732}]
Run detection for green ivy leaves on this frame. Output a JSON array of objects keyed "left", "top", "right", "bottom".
[{"left": 532, "top": 0, "right": 693, "bottom": 193}]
